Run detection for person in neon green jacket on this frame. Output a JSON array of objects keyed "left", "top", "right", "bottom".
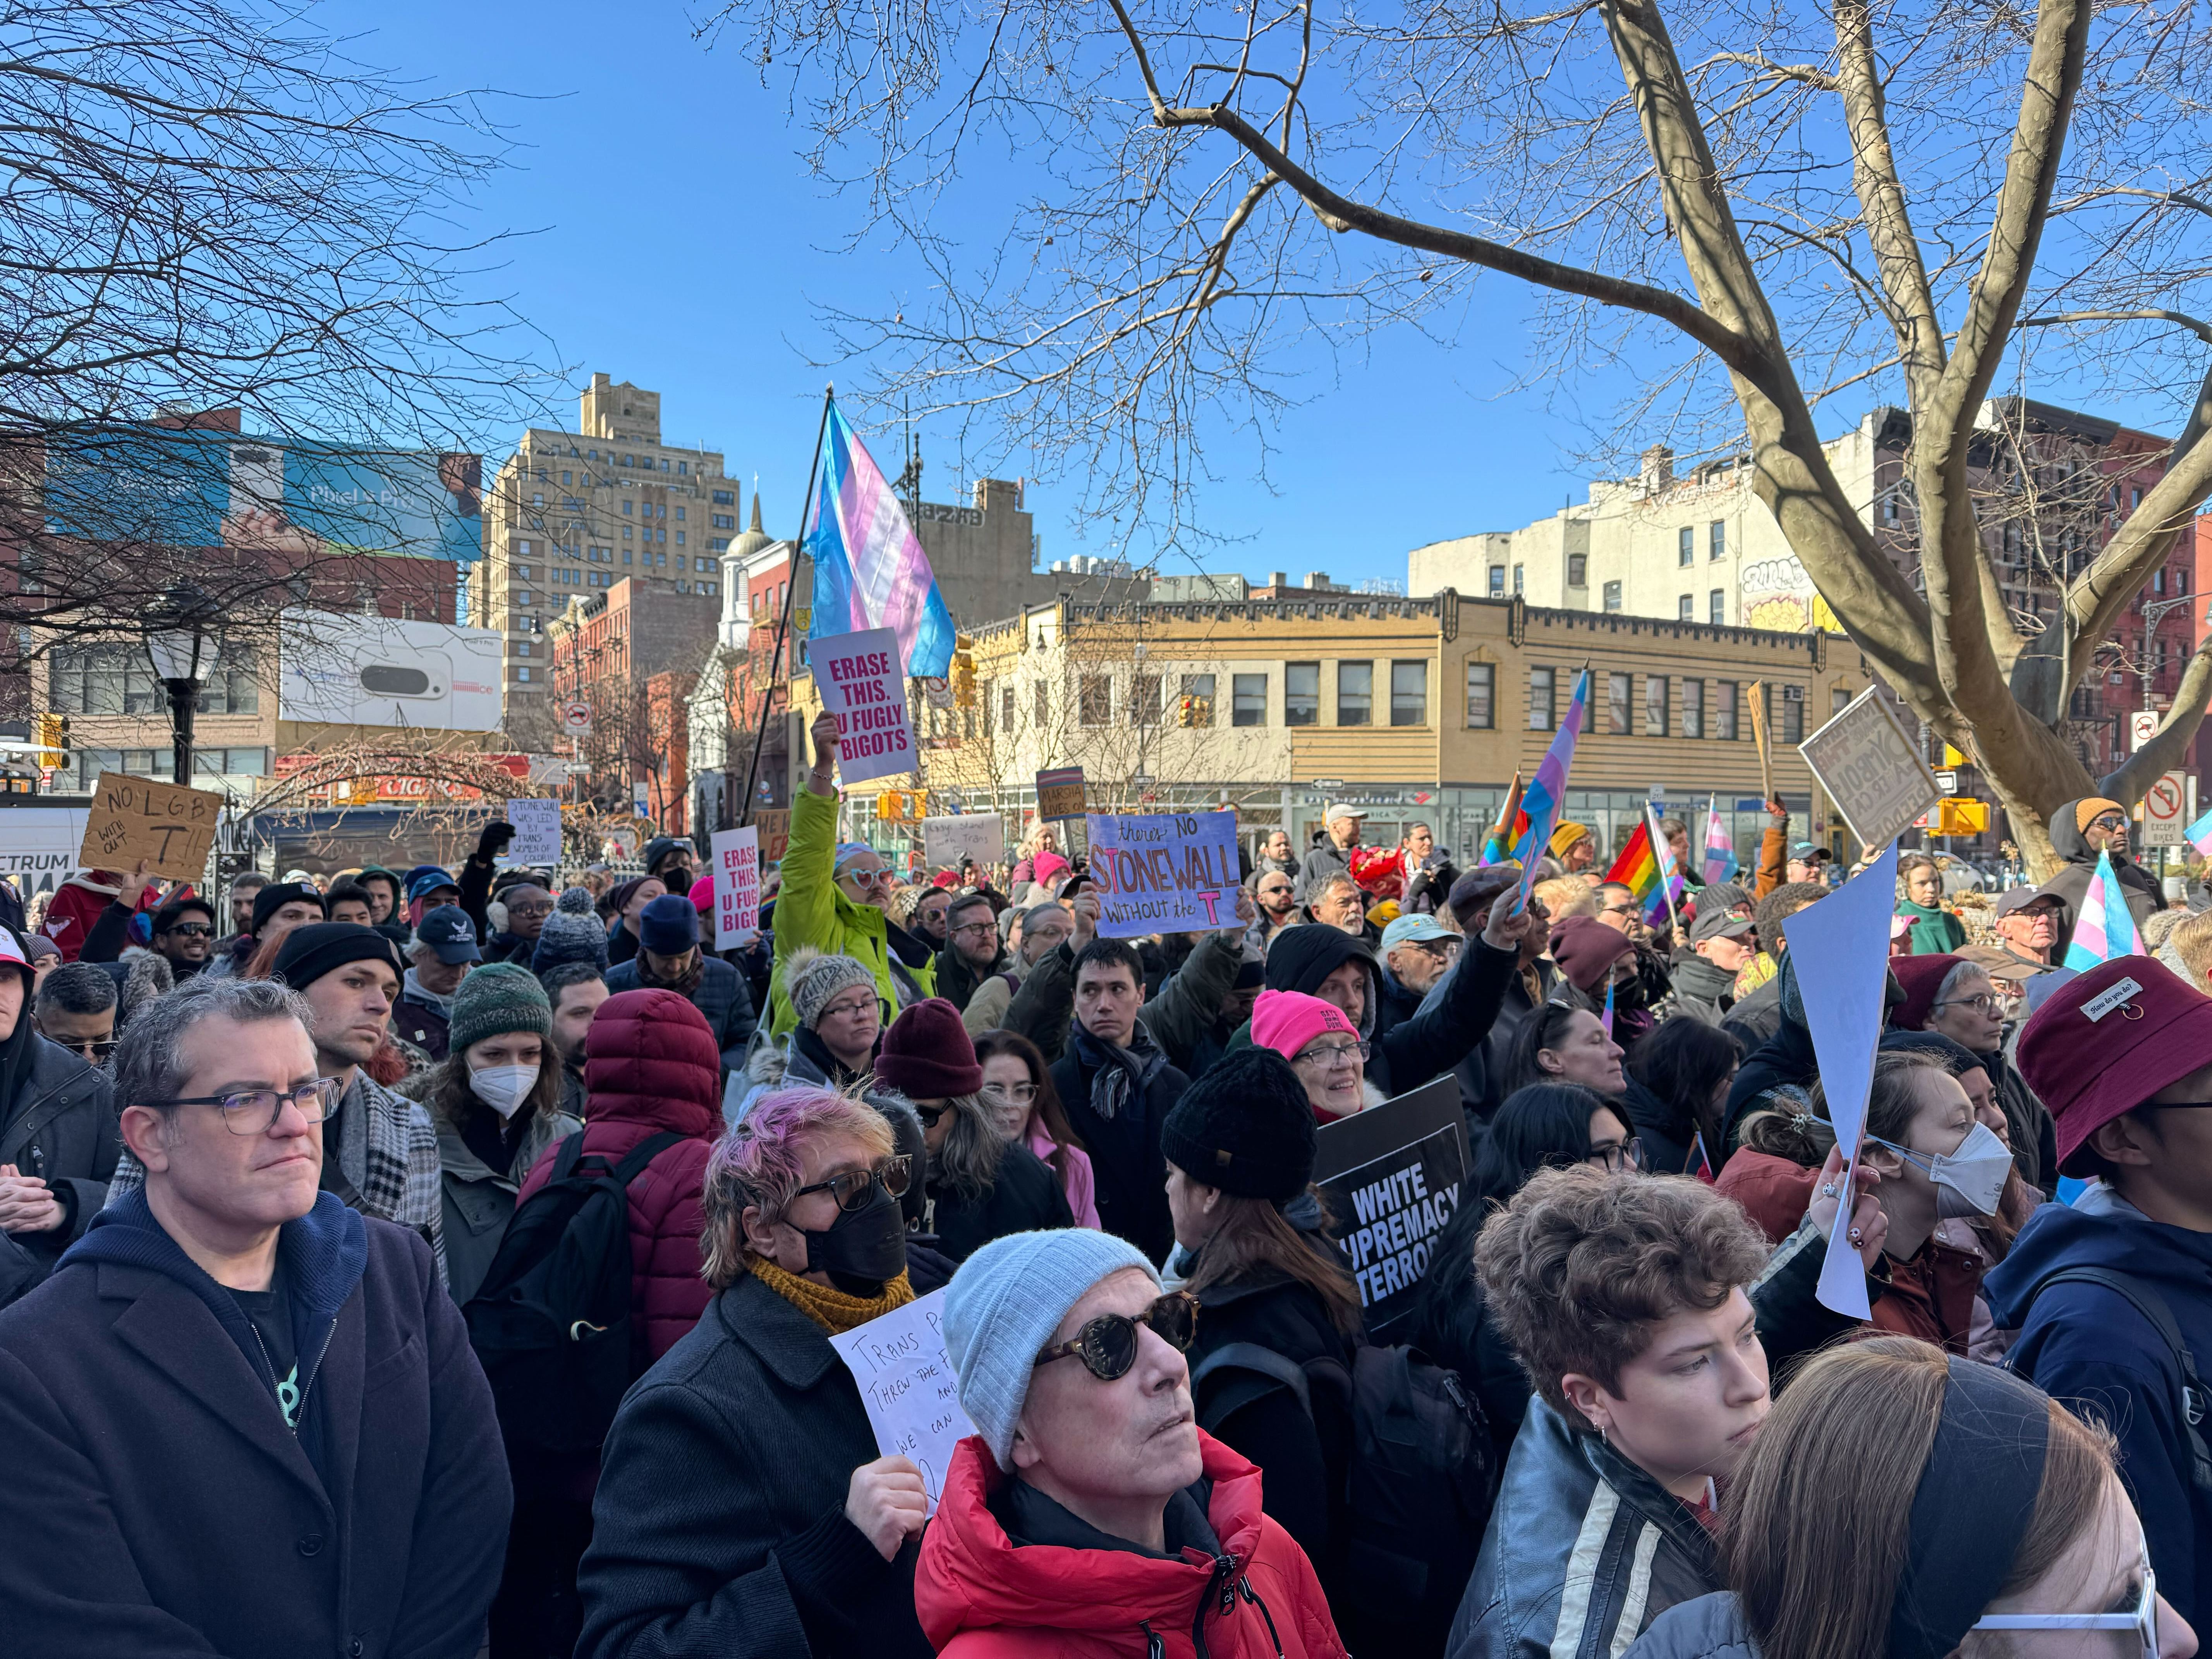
[{"left": 767, "top": 709, "right": 937, "bottom": 1035}]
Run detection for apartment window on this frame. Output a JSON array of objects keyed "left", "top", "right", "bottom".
[
  {"left": 675, "top": 532, "right": 685, "bottom": 547},
  {"left": 1529, "top": 665, "right": 1556, "bottom": 732},
  {"left": 623, "top": 501, "right": 633, "bottom": 515},
  {"left": 1709, "top": 588, "right": 1725, "bottom": 625},
  {"left": 1337, "top": 661, "right": 1373, "bottom": 726},
  {"left": 622, "top": 550, "right": 632, "bottom": 564},
  {"left": 2181, "top": 568, "right": 2192, "bottom": 596},
  {"left": 2133, "top": 485, "right": 2144, "bottom": 510},
  {"left": 1285, "top": 662, "right": 1320, "bottom": 726},
  {"left": 1717, "top": 680, "right": 1740, "bottom": 740},
  {"left": 1465, "top": 662, "right": 1494, "bottom": 728},
  {"left": 1132, "top": 674, "right": 1163, "bottom": 725},
  {"left": 1645, "top": 675, "right": 1669, "bottom": 737},
  {"left": 518, "top": 666, "right": 532, "bottom": 682},
  {"left": 1488, "top": 565, "right": 1506, "bottom": 597},
  {"left": 1678, "top": 527, "right": 1694, "bottom": 567},
  {"left": 1233, "top": 672, "right": 1268, "bottom": 726},
  {"left": 622, "top": 455, "right": 632, "bottom": 466},
  {"left": 1709, "top": 520, "right": 1726, "bottom": 560},
  {"left": 561, "top": 471, "right": 571, "bottom": 486},
  {"left": 1607, "top": 672, "right": 1632, "bottom": 735},
  {"left": 1391, "top": 660, "right": 1427, "bottom": 726},
  {"left": 1781, "top": 685, "right": 1805, "bottom": 744},
  {"left": 1678, "top": 594, "right": 1693, "bottom": 621},
  {"left": 659, "top": 459, "right": 669, "bottom": 471},
  {"left": 1179, "top": 672, "right": 1216, "bottom": 726},
  {"left": 713, "top": 489, "right": 735, "bottom": 505},
  {"left": 1080, "top": 676, "right": 1112, "bottom": 725},
  {"left": 711, "top": 514, "right": 736, "bottom": 529},
  {"left": 2155, "top": 567, "right": 2168, "bottom": 595},
  {"left": 1568, "top": 554, "right": 1587, "bottom": 587},
  {"left": 1682, "top": 677, "right": 1704, "bottom": 738},
  {"left": 1001, "top": 684, "right": 1015, "bottom": 730},
  {"left": 50, "top": 644, "right": 159, "bottom": 714},
  {"left": 1833, "top": 685, "right": 1853, "bottom": 715},
  {"left": 678, "top": 462, "right": 688, "bottom": 476},
  {"left": 1036, "top": 680, "right": 1050, "bottom": 726},
  {"left": 1603, "top": 580, "right": 1623, "bottom": 612},
  {"left": 515, "top": 641, "right": 532, "bottom": 658},
  {"left": 517, "top": 540, "right": 532, "bottom": 555},
  {"left": 1512, "top": 565, "right": 1524, "bottom": 596},
  {"left": 517, "top": 565, "right": 532, "bottom": 581}
]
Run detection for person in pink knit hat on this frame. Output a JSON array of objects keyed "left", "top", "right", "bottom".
[{"left": 1249, "top": 988, "right": 1379, "bottom": 1120}]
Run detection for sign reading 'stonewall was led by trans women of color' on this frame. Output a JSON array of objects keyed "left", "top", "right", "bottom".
[{"left": 1084, "top": 811, "right": 1241, "bottom": 936}]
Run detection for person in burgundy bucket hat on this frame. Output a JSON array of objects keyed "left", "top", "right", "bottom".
[{"left": 1983, "top": 953, "right": 2212, "bottom": 1628}]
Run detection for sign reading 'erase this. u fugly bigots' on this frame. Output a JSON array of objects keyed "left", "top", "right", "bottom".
[{"left": 811, "top": 627, "right": 915, "bottom": 786}]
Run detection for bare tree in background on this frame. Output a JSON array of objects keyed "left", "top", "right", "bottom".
[
  {"left": 702, "top": 0, "right": 2212, "bottom": 868},
  {"left": 0, "top": 0, "right": 550, "bottom": 685}
]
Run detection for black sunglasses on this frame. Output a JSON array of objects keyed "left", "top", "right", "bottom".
[
  {"left": 790, "top": 1155, "right": 912, "bottom": 1214},
  {"left": 913, "top": 1103, "right": 947, "bottom": 1128},
  {"left": 1036, "top": 1291, "right": 1198, "bottom": 1381}
]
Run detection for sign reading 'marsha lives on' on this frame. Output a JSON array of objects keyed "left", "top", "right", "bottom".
[{"left": 1084, "top": 811, "right": 1241, "bottom": 937}]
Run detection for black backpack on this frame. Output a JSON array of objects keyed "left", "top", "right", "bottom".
[
  {"left": 1192, "top": 1338, "right": 1497, "bottom": 1638},
  {"left": 463, "top": 1130, "right": 683, "bottom": 1458}
]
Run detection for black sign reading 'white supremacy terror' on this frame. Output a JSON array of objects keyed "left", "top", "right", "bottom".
[{"left": 1312, "top": 1076, "right": 1470, "bottom": 1341}]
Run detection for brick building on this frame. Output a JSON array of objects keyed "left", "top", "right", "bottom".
[{"left": 547, "top": 575, "right": 716, "bottom": 816}]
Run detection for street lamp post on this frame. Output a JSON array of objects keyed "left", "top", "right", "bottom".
[
  {"left": 145, "top": 586, "right": 214, "bottom": 786},
  {"left": 2140, "top": 595, "right": 2195, "bottom": 712}
]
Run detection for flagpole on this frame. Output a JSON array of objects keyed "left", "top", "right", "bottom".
[
  {"left": 739, "top": 386, "right": 835, "bottom": 831},
  {"left": 1647, "top": 800, "right": 1686, "bottom": 939}
]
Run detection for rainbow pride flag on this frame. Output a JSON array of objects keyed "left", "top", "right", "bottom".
[
  {"left": 1480, "top": 771, "right": 1526, "bottom": 866},
  {"left": 806, "top": 398, "right": 956, "bottom": 678},
  {"left": 1606, "top": 818, "right": 1680, "bottom": 926},
  {"left": 1508, "top": 670, "right": 1591, "bottom": 900},
  {"left": 2062, "top": 850, "right": 2141, "bottom": 968}
]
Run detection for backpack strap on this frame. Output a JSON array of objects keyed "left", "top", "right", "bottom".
[
  {"left": 547, "top": 1130, "right": 589, "bottom": 1183},
  {"left": 2027, "top": 1265, "right": 2212, "bottom": 1492},
  {"left": 1191, "top": 1341, "right": 1313, "bottom": 1431},
  {"left": 605, "top": 1132, "right": 686, "bottom": 1188}
]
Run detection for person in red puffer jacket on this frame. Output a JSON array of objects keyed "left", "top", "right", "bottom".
[{"left": 516, "top": 986, "right": 719, "bottom": 1364}]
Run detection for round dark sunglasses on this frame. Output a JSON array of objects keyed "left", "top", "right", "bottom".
[{"left": 1035, "top": 1291, "right": 1199, "bottom": 1381}]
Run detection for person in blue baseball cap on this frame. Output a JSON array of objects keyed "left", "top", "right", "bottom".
[
  {"left": 1379, "top": 909, "right": 1460, "bottom": 1029},
  {"left": 405, "top": 866, "right": 463, "bottom": 929}
]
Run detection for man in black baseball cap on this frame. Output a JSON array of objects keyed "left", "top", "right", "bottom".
[
  {"left": 1669, "top": 905, "right": 1757, "bottom": 1022},
  {"left": 1992, "top": 886, "right": 2063, "bottom": 968}
]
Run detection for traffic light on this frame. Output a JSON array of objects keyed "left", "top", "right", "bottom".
[
  {"left": 1176, "top": 694, "right": 1212, "bottom": 727},
  {"left": 952, "top": 650, "right": 976, "bottom": 709},
  {"left": 1934, "top": 797, "right": 1990, "bottom": 836},
  {"left": 32, "top": 712, "right": 67, "bottom": 769}
]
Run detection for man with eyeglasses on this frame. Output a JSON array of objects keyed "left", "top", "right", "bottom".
[
  {"left": 933, "top": 891, "right": 1010, "bottom": 1014},
  {"left": 2044, "top": 795, "right": 2162, "bottom": 962},
  {"left": 1991, "top": 955, "right": 2212, "bottom": 1628},
  {"left": 920, "top": 1228, "right": 1346, "bottom": 1655},
  {"left": 577, "top": 1085, "right": 936, "bottom": 1659},
  {"left": 0, "top": 974, "right": 510, "bottom": 1657},
  {"left": 0, "top": 935, "right": 119, "bottom": 1305}
]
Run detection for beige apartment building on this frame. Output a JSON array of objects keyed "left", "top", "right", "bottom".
[{"left": 472, "top": 374, "right": 733, "bottom": 708}]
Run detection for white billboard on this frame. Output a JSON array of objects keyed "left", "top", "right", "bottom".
[{"left": 278, "top": 609, "right": 504, "bottom": 732}]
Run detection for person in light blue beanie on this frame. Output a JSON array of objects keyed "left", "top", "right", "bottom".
[{"left": 942, "top": 1227, "right": 1161, "bottom": 1468}]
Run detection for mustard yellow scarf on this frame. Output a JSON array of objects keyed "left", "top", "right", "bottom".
[{"left": 747, "top": 1254, "right": 915, "bottom": 1334}]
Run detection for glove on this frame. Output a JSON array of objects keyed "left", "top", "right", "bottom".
[{"left": 476, "top": 822, "right": 516, "bottom": 860}]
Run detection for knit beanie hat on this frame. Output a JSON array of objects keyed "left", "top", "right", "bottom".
[
  {"left": 1248, "top": 988, "right": 1356, "bottom": 1060},
  {"left": 272, "top": 921, "right": 403, "bottom": 991},
  {"left": 448, "top": 961, "right": 554, "bottom": 1056},
  {"left": 252, "top": 880, "right": 325, "bottom": 936},
  {"left": 787, "top": 948, "right": 878, "bottom": 1030},
  {"left": 1548, "top": 821, "right": 1590, "bottom": 858},
  {"left": 1547, "top": 915, "right": 1637, "bottom": 994},
  {"left": 1160, "top": 1049, "right": 1317, "bottom": 1203},
  {"left": 943, "top": 1228, "right": 1162, "bottom": 1467},
  {"left": 637, "top": 892, "right": 700, "bottom": 955},
  {"left": 688, "top": 874, "right": 716, "bottom": 914},
  {"left": 1889, "top": 952, "right": 1963, "bottom": 1032},
  {"left": 2075, "top": 797, "right": 2126, "bottom": 834},
  {"left": 529, "top": 887, "right": 610, "bottom": 979},
  {"left": 876, "top": 998, "right": 984, "bottom": 1098}
]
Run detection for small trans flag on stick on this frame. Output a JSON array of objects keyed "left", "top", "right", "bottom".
[
  {"left": 2187, "top": 803, "right": 2212, "bottom": 859},
  {"left": 1507, "top": 670, "right": 1591, "bottom": 903},
  {"left": 1702, "top": 796, "right": 1739, "bottom": 885},
  {"left": 2062, "top": 850, "right": 2142, "bottom": 969}
]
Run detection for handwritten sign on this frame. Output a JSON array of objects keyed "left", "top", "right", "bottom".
[
  {"left": 1311, "top": 1076, "right": 1469, "bottom": 1340},
  {"left": 711, "top": 825, "right": 761, "bottom": 946},
  {"left": 79, "top": 772, "right": 222, "bottom": 883},
  {"left": 1036, "top": 766, "right": 1086, "bottom": 821},
  {"left": 1084, "top": 811, "right": 1239, "bottom": 936},
  {"left": 1798, "top": 688, "right": 1940, "bottom": 852},
  {"left": 922, "top": 813, "right": 1002, "bottom": 872},
  {"left": 826, "top": 1289, "right": 976, "bottom": 1515},
  {"left": 754, "top": 808, "right": 790, "bottom": 865},
  {"left": 812, "top": 627, "right": 915, "bottom": 786},
  {"left": 503, "top": 798, "right": 563, "bottom": 868}
]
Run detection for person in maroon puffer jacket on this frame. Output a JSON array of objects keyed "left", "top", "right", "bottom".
[{"left": 517, "top": 986, "right": 719, "bottom": 1365}]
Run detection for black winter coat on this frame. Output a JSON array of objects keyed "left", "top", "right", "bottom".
[
  {"left": 0, "top": 1206, "right": 510, "bottom": 1658},
  {"left": 0, "top": 1035, "right": 117, "bottom": 1291},
  {"left": 1051, "top": 1038, "right": 1190, "bottom": 1262},
  {"left": 1441, "top": 956, "right": 1558, "bottom": 1128},
  {"left": 927, "top": 1140, "right": 1075, "bottom": 1262},
  {"left": 575, "top": 1271, "right": 935, "bottom": 1659}
]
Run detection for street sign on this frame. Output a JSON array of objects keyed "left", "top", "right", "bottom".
[
  {"left": 2131, "top": 710, "right": 2161, "bottom": 752},
  {"left": 558, "top": 699, "right": 592, "bottom": 735},
  {"left": 631, "top": 782, "right": 649, "bottom": 818},
  {"left": 2145, "top": 770, "right": 2190, "bottom": 847},
  {"left": 1933, "top": 769, "right": 1959, "bottom": 793}
]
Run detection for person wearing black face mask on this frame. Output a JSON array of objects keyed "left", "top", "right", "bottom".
[{"left": 577, "top": 1084, "right": 936, "bottom": 1659}]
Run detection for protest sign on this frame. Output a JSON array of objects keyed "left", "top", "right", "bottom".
[
  {"left": 0, "top": 807, "right": 89, "bottom": 895},
  {"left": 1036, "top": 766, "right": 1086, "bottom": 821},
  {"left": 503, "top": 798, "right": 563, "bottom": 867},
  {"left": 1780, "top": 841, "right": 1899, "bottom": 1319},
  {"left": 753, "top": 808, "right": 790, "bottom": 864},
  {"left": 711, "top": 826, "right": 761, "bottom": 946},
  {"left": 1084, "top": 811, "right": 1239, "bottom": 936},
  {"left": 826, "top": 1290, "right": 976, "bottom": 1515},
  {"left": 1312, "top": 1076, "right": 1469, "bottom": 1340},
  {"left": 812, "top": 627, "right": 915, "bottom": 786},
  {"left": 922, "top": 813, "right": 1002, "bottom": 872},
  {"left": 80, "top": 772, "right": 222, "bottom": 883},
  {"left": 1798, "top": 688, "right": 1941, "bottom": 851}
]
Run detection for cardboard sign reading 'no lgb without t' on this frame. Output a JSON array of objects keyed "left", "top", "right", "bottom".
[{"left": 79, "top": 771, "right": 223, "bottom": 883}]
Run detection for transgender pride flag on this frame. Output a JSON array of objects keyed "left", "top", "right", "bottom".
[
  {"left": 1509, "top": 668, "right": 1591, "bottom": 902},
  {"left": 2063, "top": 850, "right": 2142, "bottom": 969},
  {"left": 805, "top": 399, "right": 956, "bottom": 678},
  {"left": 1702, "top": 797, "right": 1739, "bottom": 884},
  {"left": 2187, "top": 803, "right": 2212, "bottom": 858}
]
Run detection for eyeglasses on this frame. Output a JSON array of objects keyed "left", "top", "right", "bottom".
[
  {"left": 147, "top": 1076, "right": 343, "bottom": 1135},
  {"left": 819, "top": 994, "right": 879, "bottom": 1024},
  {"left": 1972, "top": 1531, "right": 2158, "bottom": 1657},
  {"left": 1933, "top": 993, "right": 2002, "bottom": 1016},
  {"left": 982, "top": 1080, "right": 1038, "bottom": 1104},
  {"left": 1292, "top": 1038, "right": 1369, "bottom": 1070},
  {"left": 790, "top": 1155, "right": 912, "bottom": 1214},
  {"left": 49, "top": 1033, "right": 117, "bottom": 1061},
  {"left": 912, "top": 1103, "right": 947, "bottom": 1128},
  {"left": 1585, "top": 1137, "right": 1644, "bottom": 1173},
  {"left": 951, "top": 921, "right": 997, "bottom": 939},
  {"left": 161, "top": 923, "right": 214, "bottom": 939},
  {"left": 508, "top": 902, "right": 555, "bottom": 920},
  {"left": 838, "top": 866, "right": 892, "bottom": 888},
  {"left": 1036, "top": 1291, "right": 1199, "bottom": 1381}
]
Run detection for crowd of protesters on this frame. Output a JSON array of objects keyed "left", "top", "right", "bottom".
[{"left": 0, "top": 737, "right": 2206, "bottom": 1659}]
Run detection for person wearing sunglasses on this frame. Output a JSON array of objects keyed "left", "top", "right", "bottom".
[
  {"left": 0, "top": 933, "right": 119, "bottom": 1295},
  {"left": 2041, "top": 795, "right": 2161, "bottom": 965},
  {"left": 31, "top": 961, "right": 117, "bottom": 1069},
  {"left": 1991, "top": 955, "right": 2212, "bottom": 1629},
  {"left": 1622, "top": 1339, "right": 2196, "bottom": 1659},
  {"left": 923, "top": 1227, "right": 1348, "bottom": 1658},
  {"left": 0, "top": 975, "right": 512, "bottom": 1659},
  {"left": 145, "top": 895, "right": 220, "bottom": 979},
  {"left": 579, "top": 1084, "right": 936, "bottom": 1659}
]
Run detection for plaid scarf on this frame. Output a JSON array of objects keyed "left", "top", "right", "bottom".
[
  {"left": 637, "top": 947, "right": 706, "bottom": 999},
  {"left": 1068, "top": 1019, "right": 1167, "bottom": 1123}
]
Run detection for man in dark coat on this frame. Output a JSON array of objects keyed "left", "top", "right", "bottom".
[
  {"left": 0, "top": 974, "right": 509, "bottom": 1657},
  {"left": 1292, "top": 803, "right": 1366, "bottom": 905},
  {"left": 2043, "top": 794, "right": 2162, "bottom": 959},
  {"left": 931, "top": 890, "right": 1010, "bottom": 1013},
  {"left": 0, "top": 926, "right": 118, "bottom": 1307}
]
